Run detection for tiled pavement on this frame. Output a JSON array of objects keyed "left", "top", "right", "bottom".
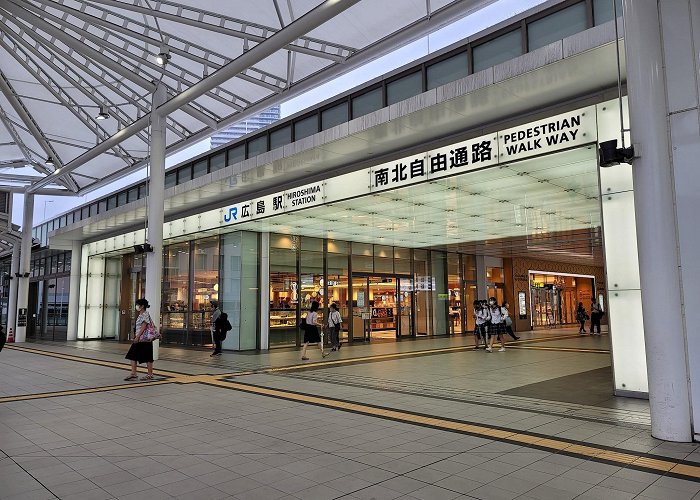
[{"left": 1, "top": 331, "right": 700, "bottom": 499}]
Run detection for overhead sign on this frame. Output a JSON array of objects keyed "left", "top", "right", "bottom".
[{"left": 220, "top": 105, "right": 598, "bottom": 227}]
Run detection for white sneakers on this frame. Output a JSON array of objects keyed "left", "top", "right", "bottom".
[{"left": 498, "top": 347, "right": 506, "bottom": 352}]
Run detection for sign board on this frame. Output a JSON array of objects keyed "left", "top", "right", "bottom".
[
  {"left": 357, "top": 290, "right": 365, "bottom": 308},
  {"left": 17, "top": 308, "right": 27, "bottom": 327},
  {"left": 518, "top": 292, "right": 527, "bottom": 319}
]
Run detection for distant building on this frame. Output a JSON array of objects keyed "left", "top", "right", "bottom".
[{"left": 210, "top": 106, "right": 281, "bottom": 149}]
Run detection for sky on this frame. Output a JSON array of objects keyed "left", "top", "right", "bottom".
[{"left": 11, "top": 0, "right": 547, "bottom": 228}]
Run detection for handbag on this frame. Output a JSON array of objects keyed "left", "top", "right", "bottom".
[
  {"left": 505, "top": 316, "right": 513, "bottom": 327},
  {"left": 141, "top": 316, "right": 161, "bottom": 342}
]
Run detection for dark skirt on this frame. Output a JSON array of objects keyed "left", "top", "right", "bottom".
[
  {"left": 489, "top": 322, "right": 506, "bottom": 337},
  {"left": 303, "top": 325, "right": 321, "bottom": 344},
  {"left": 125, "top": 342, "right": 153, "bottom": 364}
]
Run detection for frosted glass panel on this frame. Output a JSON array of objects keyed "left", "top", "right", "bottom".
[
  {"left": 601, "top": 190, "right": 641, "bottom": 290},
  {"left": 352, "top": 88, "right": 383, "bottom": 118},
  {"left": 608, "top": 289, "right": 648, "bottom": 394},
  {"left": 321, "top": 103, "right": 348, "bottom": 130},
  {"left": 473, "top": 30, "right": 522, "bottom": 72},
  {"left": 528, "top": 3, "right": 587, "bottom": 51},
  {"left": 593, "top": 0, "right": 622, "bottom": 25},
  {"left": 386, "top": 72, "right": 422, "bottom": 106}
]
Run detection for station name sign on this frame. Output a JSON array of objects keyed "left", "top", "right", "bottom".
[{"left": 220, "top": 106, "right": 596, "bottom": 226}]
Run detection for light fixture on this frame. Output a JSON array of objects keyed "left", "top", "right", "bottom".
[
  {"left": 96, "top": 106, "right": 110, "bottom": 120},
  {"left": 45, "top": 157, "right": 54, "bottom": 167},
  {"left": 155, "top": 45, "right": 171, "bottom": 66}
]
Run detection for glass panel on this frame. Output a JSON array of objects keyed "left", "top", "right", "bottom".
[
  {"left": 193, "top": 159, "right": 208, "bottom": 178},
  {"left": 190, "top": 237, "right": 220, "bottom": 346},
  {"left": 81, "top": 206, "right": 89, "bottom": 219},
  {"left": 227, "top": 144, "right": 245, "bottom": 165},
  {"left": 271, "top": 233, "right": 298, "bottom": 250},
  {"left": 294, "top": 115, "right": 318, "bottom": 141},
  {"left": 247, "top": 135, "right": 267, "bottom": 157},
  {"left": 165, "top": 171, "right": 177, "bottom": 188},
  {"left": 98, "top": 200, "right": 107, "bottom": 213},
  {"left": 327, "top": 239, "right": 349, "bottom": 254},
  {"left": 89, "top": 204, "right": 98, "bottom": 217},
  {"left": 528, "top": 2, "right": 587, "bottom": 51},
  {"left": 431, "top": 251, "right": 449, "bottom": 336},
  {"left": 394, "top": 247, "right": 411, "bottom": 274},
  {"left": 321, "top": 103, "right": 348, "bottom": 130},
  {"left": 210, "top": 152, "right": 226, "bottom": 172},
  {"left": 269, "top": 239, "right": 298, "bottom": 347},
  {"left": 427, "top": 52, "right": 469, "bottom": 90},
  {"left": 107, "top": 195, "right": 117, "bottom": 210},
  {"left": 270, "top": 125, "right": 292, "bottom": 149},
  {"left": 473, "top": 29, "right": 522, "bottom": 72},
  {"left": 465, "top": 283, "right": 477, "bottom": 333},
  {"left": 162, "top": 242, "right": 189, "bottom": 344},
  {"left": 448, "top": 254, "right": 462, "bottom": 334},
  {"left": 138, "top": 183, "right": 147, "bottom": 199},
  {"left": 127, "top": 187, "right": 138, "bottom": 203},
  {"left": 414, "top": 249, "right": 431, "bottom": 336},
  {"left": 386, "top": 71, "right": 422, "bottom": 105},
  {"left": 352, "top": 88, "right": 383, "bottom": 118},
  {"left": 177, "top": 165, "right": 193, "bottom": 183},
  {"left": 327, "top": 249, "right": 349, "bottom": 344},
  {"left": 593, "top": 0, "right": 622, "bottom": 25},
  {"left": 463, "top": 254, "right": 476, "bottom": 281},
  {"left": 374, "top": 245, "right": 393, "bottom": 274}
]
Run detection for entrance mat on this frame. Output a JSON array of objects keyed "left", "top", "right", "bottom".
[{"left": 499, "top": 367, "right": 647, "bottom": 410}]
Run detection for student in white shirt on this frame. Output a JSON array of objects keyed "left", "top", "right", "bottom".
[{"left": 328, "top": 303, "right": 343, "bottom": 351}]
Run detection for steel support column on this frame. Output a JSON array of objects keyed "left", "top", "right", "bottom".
[
  {"left": 66, "top": 239, "right": 81, "bottom": 341},
  {"left": 15, "top": 193, "right": 33, "bottom": 343},
  {"left": 144, "top": 85, "right": 166, "bottom": 354},
  {"left": 7, "top": 244, "right": 19, "bottom": 336},
  {"left": 623, "top": 0, "right": 692, "bottom": 442}
]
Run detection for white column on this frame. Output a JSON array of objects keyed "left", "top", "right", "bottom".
[
  {"left": 259, "top": 232, "right": 270, "bottom": 350},
  {"left": 623, "top": 0, "right": 692, "bottom": 442},
  {"left": 15, "top": 193, "right": 34, "bottom": 343},
  {"left": 144, "top": 85, "right": 166, "bottom": 331},
  {"left": 7, "top": 244, "right": 19, "bottom": 337},
  {"left": 66, "top": 239, "right": 82, "bottom": 341}
]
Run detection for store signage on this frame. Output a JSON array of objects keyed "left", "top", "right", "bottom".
[
  {"left": 518, "top": 292, "right": 527, "bottom": 318},
  {"left": 17, "top": 308, "right": 27, "bottom": 327},
  {"left": 498, "top": 106, "right": 596, "bottom": 162},
  {"left": 220, "top": 105, "right": 597, "bottom": 228}
]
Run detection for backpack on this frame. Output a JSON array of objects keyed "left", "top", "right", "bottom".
[{"left": 225, "top": 320, "right": 232, "bottom": 332}]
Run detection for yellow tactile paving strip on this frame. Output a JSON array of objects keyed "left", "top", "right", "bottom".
[
  {"left": 209, "top": 379, "right": 700, "bottom": 482},
  {"left": 1, "top": 341, "right": 699, "bottom": 481}
]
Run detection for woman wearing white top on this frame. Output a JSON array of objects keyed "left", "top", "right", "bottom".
[
  {"left": 486, "top": 298, "right": 507, "bottom": 352},
  {"left": 301, "top": 301, "right": 328, "bottom": 360}
]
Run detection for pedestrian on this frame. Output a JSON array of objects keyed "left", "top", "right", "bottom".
[
  {"left": 501, "top": 302, "right": 519, "bottom": 341},
  {"left": 301, "top": 301, "right": 328, "bottom": 360},
  {"left": 328, "top": 303, "right": 342, "bottom": 351},
  {"left": 576, "top": 302, "right": 588, "bottom": 334},
  {"left": 211, "top": 312, "right": 231, "bottom": 357},
  {"left": 210, "top": 300, "right": 221, "bottom": 353},
  {"left": 473, "top": 300, "right": 489, "bottom": 350},
  {"left": 590, "top": 298, "right": 602, "bottom": 335},
  {"left": 486, "top": 297, "right": 507, "bottom": 352},
  {"left": 124, "top": 298, "right": 157, "bottom": 380}
]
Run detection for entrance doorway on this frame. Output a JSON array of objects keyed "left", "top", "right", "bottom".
[{"left": 351, "top": 274, "right": 413, "bottom": 341}]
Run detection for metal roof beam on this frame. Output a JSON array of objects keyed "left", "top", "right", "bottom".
[
  {"left": 4, "top": 0, "right": 219, "bottom": 129},
  {"left": 28, "top": 0, "right": 363, "bottom": 193},
  {"left": 87, "top": 0, "right": 355, "bottom": 62}
]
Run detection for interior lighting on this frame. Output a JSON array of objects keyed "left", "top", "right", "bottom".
[
  {"left": 45, "top": 157, "right": 54, "bottom": 167},
  {"left": 96, "top": 106, "right": 110, "bottom": 120},
  {"left": 155, "top": 46, "right": 171, "bottom": 66}
]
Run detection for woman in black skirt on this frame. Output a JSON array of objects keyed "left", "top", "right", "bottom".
[
  {"left": 300, "top": 301, "right": 328, "bottom": 360},
  {"left": 124, "top": 298, "right": 155, "bottom": 380}
]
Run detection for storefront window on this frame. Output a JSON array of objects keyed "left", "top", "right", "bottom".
[
  {"left": 190, "top": 237, "right": 220, "bottom": 345},
  {"left": 351, "top": 242, "right": 373, "bottom": 273},
  {"left": 327, "top": 240, "right": 349, "bottom": 342},
  {"left": 413, "top": 249, "right": 431, "bottom": 336},
  {"left": 431, "top": 251, "right": 449, "bottom": 336},
  {"left": 162, "top": 242, "right": 190, "bottom": 343},
  {"left": 374, "top": 245, "right": 393, "bottom": 274},
  {"left": 448, "top": 254, "right": 462, "bottom": 334},
  {"left": 269, "top": 234, "right": 298, "bottom": 347},
  {"left": 300, "top": 237, "right": 324, "bottom": 323}
]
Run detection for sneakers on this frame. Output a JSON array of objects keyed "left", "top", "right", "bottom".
[
  {"left": 498, "top": 347, "right": 506, "bottom": 352},
  {"left": 485, "top": 347, "right": 492, "bottom": 352}
]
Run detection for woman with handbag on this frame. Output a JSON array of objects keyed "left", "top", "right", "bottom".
[{"left": 124, "top": 298, "right": 158, "bottom": 380}]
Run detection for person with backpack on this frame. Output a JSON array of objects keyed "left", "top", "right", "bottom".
[
  {"left": 473, "top": 300, "right": 489, "bottom": 350},
  {"left": 210, "top": 300, "right": 221, "bottom": 350},
  {"left": 576, "top": 302, "right": 588, "bottom": 334},
  {"left": 211, "top": 312, "right": 232, "bottom": 357},
  {"left": 328, "top": 303, "right": 342, "bottom": 351},
  {"left": 590, "top": 298, "right": 603, "bottom": 335},
  {"left": 301, "top": 301, "right": 328, "bottom": 360},
  {"left": 486, "top": 297, "right": 507, "bottom": 352}
]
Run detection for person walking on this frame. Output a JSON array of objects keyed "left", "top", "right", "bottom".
[
  {"left": 210, "top": 300, "right": 221, "bottom": 353},
  {"left": 328, "top": 303, "right": 342, "bottom": 351},
  {"left": 301, "top": 301, "right": 328, "bottom": 360},
  {"left": 590, "top": 298, "right": 602, "bottom": 335},
  {"left": 211, "top": 312, "right": 231, "bottom": 357},
  {"left": 501, "top": 302, "right": 519, "bottom": 341},
  {"left": 486, "top": 298, "right": 507, "bottom": 352},
  {"left": 124, "top": 298, "right": 156, "bottom": 380},
  {"left": 576, "top": 302, "right": 588, "bottom": 334},
  {"left": 473, "top": 300, "right": 489, "bottom": 349}
]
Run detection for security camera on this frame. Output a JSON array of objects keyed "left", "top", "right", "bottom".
[{"left": 599, "top": 140, "right": 635, "bottom": 168}]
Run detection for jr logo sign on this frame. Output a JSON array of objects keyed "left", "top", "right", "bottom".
[{"left": 223, "top": 207, "right": 238, "bottom": 222}]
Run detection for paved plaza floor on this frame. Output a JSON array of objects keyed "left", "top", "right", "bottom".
[{"left": 2, "top": 329, "right": 699, "bottom": 500}]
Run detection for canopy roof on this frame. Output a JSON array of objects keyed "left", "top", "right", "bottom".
[{"left": 0, "top": 0, "right": 496, "bottom": 196}]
